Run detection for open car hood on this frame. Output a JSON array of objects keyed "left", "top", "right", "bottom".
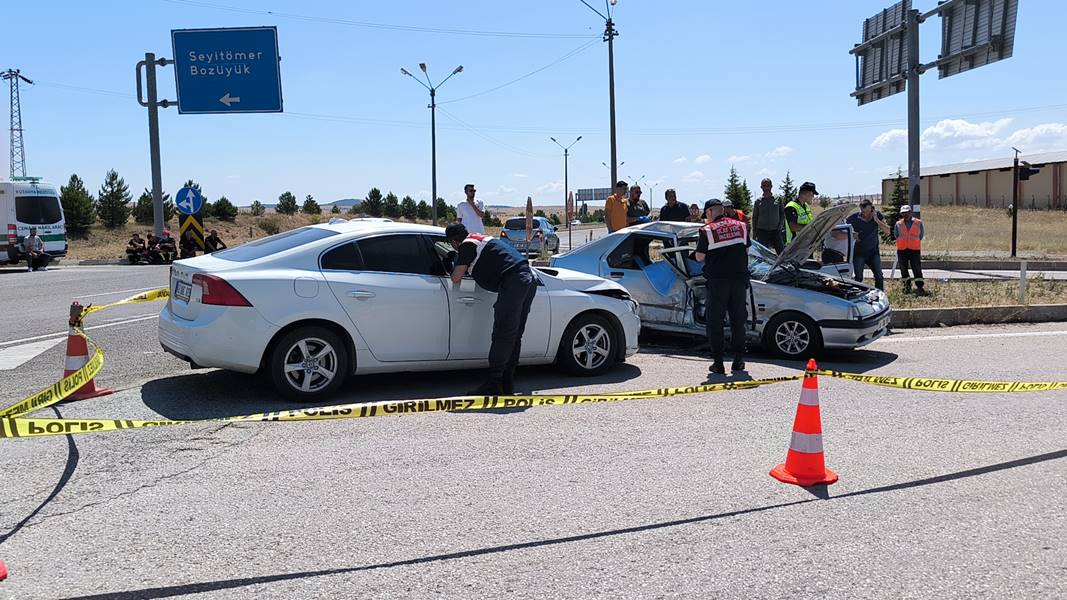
[{"left": 770, "top": 204, "right": 854, "bottom": 272}]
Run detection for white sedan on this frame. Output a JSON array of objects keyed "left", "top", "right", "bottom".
[{"left": 159, "top": 220, "right": 640, "bottom": 400}]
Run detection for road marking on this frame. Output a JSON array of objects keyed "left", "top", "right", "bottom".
[
  {"left": 0, "top": 314, "right": 159, "bottom": 348},
  {"left": 0, "top": 338, "right": 65, "bottom": 370},
  {"left": 876, "top": 329, "right": 1067, "bottom": 344},
  {"left": 74, "top": 286, "right": 161, "bottom": 300}
]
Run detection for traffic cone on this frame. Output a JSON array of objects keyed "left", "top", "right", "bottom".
[
  {"left": 63, "top": 301, "right": 112, "bottom": 401},
  {"left": 770, "top": 359, "right": 838, "bottom": 487},
  {"left": 0, "top": 559, "right": 7, "bottom": 581}
]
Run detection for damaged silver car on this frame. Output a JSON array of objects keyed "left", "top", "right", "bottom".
[{"left": 549, "top": 204, "right": 891, "bottom": 358}]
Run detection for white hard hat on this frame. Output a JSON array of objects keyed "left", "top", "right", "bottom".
[{"left": 900, "top": 205, "right": 913, "bottom": 212}]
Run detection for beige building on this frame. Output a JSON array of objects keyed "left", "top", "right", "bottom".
[{"left": 881, "top": 150, "right": 1067, "bottom": 210}]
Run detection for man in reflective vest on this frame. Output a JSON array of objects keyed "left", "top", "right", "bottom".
[
  {"left": 894, "top": 205, "right": 926, "bottom": 295},
  {"left": 694, "top": 198, "right": 750, "bottom": 375},
  {"left": 447, "top": 223, "right": 539, "bottom": 395},
  {"left": 784, "top": 181, "right": 817, "bottom": 245}
]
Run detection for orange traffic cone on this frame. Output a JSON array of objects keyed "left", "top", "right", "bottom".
[
  {"left": 770, "top": 359, "right": 838, "bottom": 487},
  {"left": 0, "top": 558, "right": 7, "bottom": 581},
  {"left": 64, "top": 301, "right": 112, "bottom": 401}
]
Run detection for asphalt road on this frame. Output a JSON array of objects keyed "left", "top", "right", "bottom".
[{"left": 0, "top": 265, "right": 1065, "bottom": 599}]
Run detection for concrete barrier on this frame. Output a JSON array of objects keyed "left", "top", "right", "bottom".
[{"left": 892, "top": 304, "right": 1067, "bottom": 328}]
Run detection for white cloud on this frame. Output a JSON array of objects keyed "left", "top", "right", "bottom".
[
  {"left": 871, "top": 128, "right": 907, "bottom": 150},
  {"left": 1000, "top": 123, "right": 1067, "bottom": 151},
  {"left": 694, "top": 154, "right": 712, "bottom": 164},
  {"left": 496, "top": 185, "right": 516, "bottom": 194},
  {"left": 682, "top": 170, "right": 705, "bottom": 183},
  {"left": 757, "top": 168, "right": 777, "bottom": 178},
  {"left": 765, "top": 146, "right": 794, "bottom": 159},
  {"left": 920, "top": 118, "right": 1012, "bottom": 150},
  {"left": 673, "top": 156, "right": 688, "bottom": 164},
  {"left": 537, "top": 180, "right": 564, "bottom": 193},
  {"left": 727, "top": 155, "right": 752, "bottom": 163},
  {"left": 511, "top": 173, "right": 528, "bottom": 178}
]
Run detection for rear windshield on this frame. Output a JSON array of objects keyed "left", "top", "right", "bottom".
[
  {"left": 505, "top": 217, "right": 535, "bottom": 229},
  {"left": 213, "top": 227, "right": 338, "bottom": 262},
  {"left": 16, "top": 196, "right": 63, "bottom": 225}
]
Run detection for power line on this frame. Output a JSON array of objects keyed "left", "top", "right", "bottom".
[
  {"left": 162, "top": 0, "right": 598, "bottom": 39},
  {"left": 437, "top": 107, "right": 556, "bottom": 158},
  {"left": 440, "top": 39, "right": 599, "bottom": 104}
]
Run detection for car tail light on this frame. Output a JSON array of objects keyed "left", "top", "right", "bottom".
[
  {"left": 500, "top": 230, "right": 508, "bottom": 238},
  {"left": 7, "top": 224, "right": 16, "bottom": 248},
  {"left": 192, "top": 273, "right": 252, "bottom": 306}
]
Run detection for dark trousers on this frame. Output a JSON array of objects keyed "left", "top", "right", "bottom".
[
  {"left": 28, "top": 253, "right": 51, "bottom": 269},
  {"left": 489, "top": 268, "right": 538, "bottom": 373},
  {"left": 755, "top": 228, "right": 783, "bottom": 253},
  {"left": 897, "top": 249, "right": 924, "bottom": 290},
  {"left": 852, "top": 247, "right": 884, "bottom": 290},
  {"left": 705, "top": 278, "right": 749, "bottom": 361}
]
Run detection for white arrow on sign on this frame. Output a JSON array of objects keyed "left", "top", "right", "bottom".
[
  {"left": 178, "top": 194, "right": 192, "bottom": 212},
  {"left": 220, "top": 93, "right": 241, "bottom": 107}
]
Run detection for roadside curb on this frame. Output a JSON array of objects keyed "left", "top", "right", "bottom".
[
  {"left": 892, "top": 303, "right": 1067, "bottom": 328},
  {"left": 881, "top": 258, "right": 1067, "bottom": 271}
]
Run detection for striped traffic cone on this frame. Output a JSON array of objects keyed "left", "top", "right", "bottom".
[
  {"left": 0, "top": 559, "right": 7, "bottom": 581},
  {"left": 770, "top": 359, "right": 838, "bottom": 487},
  {"left": 64, "top": 302, "right": 112, "bottom": 401}
]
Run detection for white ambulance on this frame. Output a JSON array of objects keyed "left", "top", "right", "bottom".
[{"left": 1, "top": 177, "right": 68, "bottom": 264}]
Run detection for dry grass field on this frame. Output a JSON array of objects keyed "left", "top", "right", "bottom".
[
  {"left": 913, "top": 206, "right": 1067, "bottom": 257},
  {"left": 884, "top": 277, "right": 1067, "bottom": 308}
]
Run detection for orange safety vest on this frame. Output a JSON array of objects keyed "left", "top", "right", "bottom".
[{"left": 895, "top": 218, "right": 922, "bottom": 251}]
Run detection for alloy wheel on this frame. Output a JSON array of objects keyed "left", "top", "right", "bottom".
[
  {"left": 572, "top": 323, "right": 611, "bottom": 371},
  {"left": 282, "top": 337, "right": 339, "bottom": 393},
  {"left": 775, "top": 321, "right": 810, "bottom": 356}
]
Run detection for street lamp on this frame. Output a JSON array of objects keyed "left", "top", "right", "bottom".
[
  {"left": 401, "top": 63, "right": 463, "bottom": 226},
  {"left": 602, "top": 160, "right": 625, "bottom": 173},
  {"left": 580, "top": 0, "right": 620, "bottom": 190},
  {"left": 551, "top": 135, "right": 582, "bottom": 249}
]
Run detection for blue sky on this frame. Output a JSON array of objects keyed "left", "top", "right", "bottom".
[{"left": 5, "top": 0, "right": 1066, "bottom": 207}]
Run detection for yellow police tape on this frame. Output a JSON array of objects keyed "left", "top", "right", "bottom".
[
  {"left": 0, "top": 288, "right": 170, "bottom": 419},
  {"left": 2, "top": 286, "right": 1066, "bottom": 441}
]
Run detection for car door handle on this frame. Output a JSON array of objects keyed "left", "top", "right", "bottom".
[
  {"left": 609, "top": 271, "right": 625, "bottom": 278},
  {"left": 457, "top": 297, "right": 480, "bottom": 304},
  {"left": 347, "top": 290, "right": 376, "bottom": 299}
]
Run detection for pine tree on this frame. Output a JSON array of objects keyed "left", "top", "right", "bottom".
[
  {"left": 401, "top": 195, "right": 418, "bottom": 220},
  {"left": 724, "top": 166, "right": 745, "bottom": 208},
  {"left": 383, "top": 192, "right": 400, "bottom": 219},
  {"left": 330, "top": 205, "right": 341, "bottom": 214},
  {"left": 534, "top": 209, "right": 548, "bottom": 218},
  {"left": 59, "top": 174, "right": 96, "bottom": 235},
  {"left": 250, "top": 200, "right": 265, "bottom": 216},
  {"left": 435, "top": 198, "right": 455, "bottom": 223},
  {"left": 362, "top": 188, "right": 384, "bottom": 217},
  {"left": 778, "top": 171, "right": 798, "bottom": 205},
  {"left": 416, "top": 199, "right": 431, "bottom": 220},
  {"left": 134, "top": 190, "right": 154, "bottom": 225},
  {"left": 214, "top": 196, "right": 238, "bottom": 221},
  {"left": 276, "top": 191, "right": 298, "bottom": 215},
  {"left": 738, "top": 180, "right": 753, "bottom": 215},
  {"left": 549, "top": 213, "right": 561, "bottom": 226},
  {"left": 882, "top": 167, "right": 908, "bottom": 241},
  {"left": 97, "top": 169, "right": 132, "bottom": 228},
  {"left": 302, "top": 194, "right": 321, "bottom": 215}
]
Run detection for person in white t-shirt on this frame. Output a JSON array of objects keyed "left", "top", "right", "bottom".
[{"left": 456, "top": 183, "right": 485, "bottom": 234}]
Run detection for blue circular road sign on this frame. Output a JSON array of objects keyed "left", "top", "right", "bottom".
[{"left": 175, "top": 186, "right": 203, "bottom": 215}]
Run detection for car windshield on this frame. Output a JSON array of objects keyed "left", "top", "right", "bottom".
[
  {"left": 214, "top": 227, "right": 338, "bottom": 262},
  {"left": 505, "top": 217, "right": 541, "bottom": 230},
  {"left": 15, "top": 196, "right": 63, "bottom": 225},
  {"left": 747, "top": 241, "right": 778, "bottom": 280}
]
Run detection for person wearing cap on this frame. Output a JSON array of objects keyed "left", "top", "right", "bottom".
[
  {"left": 894, "top": 204, "right": 927, "bottom": 295},
  {"left": 657, "top": 189, "right": 690, "bottom": 222},
  {"left": 446, "top": 222, "right": 538, "bottom": 395},
  {"left": 24, "top": 227, "right": 51, "bottom": 271},
  {"left": 626, "top": 185, "right": 651, "bottom": 225},
  {"left": 846, "top": 199, "right": 890, "bottom": 290},
  {"left": 751, "top": 177, "right": 785, "bottom": 253},
  {"left": 604, "top": 180, "right": 630, "bottom": 233},
  {"left": 722, "top": 199, "right": 747, "bottom": 226},
  {"left": 687, "top": 203, "right": 702, "bottom": 223},
  {"left": 694, "top": 198, "right": 750, "bottom": 374},
  {"left": 785, "top": 182, "right": 817, "bottom": 245}
]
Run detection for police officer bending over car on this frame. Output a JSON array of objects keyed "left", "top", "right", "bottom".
[
  {"left": 446, "top": 223, "right": 539, "bottom": 396},
  {"left": 694, "top": 198, "right": 750, "bottom": 375}
]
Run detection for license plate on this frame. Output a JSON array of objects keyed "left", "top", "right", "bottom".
[{"left": 175, "top": 280, "right": 192, "bottom": 302}]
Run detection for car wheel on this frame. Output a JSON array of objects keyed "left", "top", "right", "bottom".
[
  {"left": 269, "top": 326, "right": 349, "bottom": 401},
  {"left": 557, "top": 313, "right": 618, "bottom": 376},
  {"left": 764, "top": 312, "right": 823, "bottom": 359}
]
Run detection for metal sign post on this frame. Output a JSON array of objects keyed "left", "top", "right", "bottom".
[{"left": 136, "top": 54, "right": 173, "bottom": 237}]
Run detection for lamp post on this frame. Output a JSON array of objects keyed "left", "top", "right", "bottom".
[
  {"left": 581, "top": 0, "right": 620, "bottom": 190},
  {"left": 551, "top": 136, "right": 582, "bottom": 250},
  {"left": 401, "top": 63, "right": 463, "bottom": 226}
]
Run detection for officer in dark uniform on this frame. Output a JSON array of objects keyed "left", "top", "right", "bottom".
[
  {"left": 694, "top": 198, "right": 751, "bottom": 374},
  {"left": 446, "top": 223, "right": 539, "bottom": 395}
]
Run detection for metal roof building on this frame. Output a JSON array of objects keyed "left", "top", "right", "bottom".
[{"left": 881, "top": 150, "right": 1067, "bottom": 210}]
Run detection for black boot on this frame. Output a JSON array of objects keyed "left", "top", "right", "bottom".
[
  {"left": 731, "top": 357, "right": 746, "bottom": 372},
  {"left": 709, "top": 359, "right": 725, "bottom": 374},
  {"left": 467, "top": 370, "right": 504, "bottom": 396}
]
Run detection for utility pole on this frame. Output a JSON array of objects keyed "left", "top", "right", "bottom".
[
  {"left": 905, "top": 8, "right": 921, "bottom": 217},
  {"left": 1011, "top": 147, "right": 1020, "bottom": 258},
  {"left": 580, "top": 1, "right": 620, "bottom": 189},
  {"left": 551, "top": 136, "right": 581, "bottom": 250},
  {"left": 401, "top": 63, "right": 463, "bottom": 226},
  {"left": 2, "top": 69, "right": 33, "bottom": 178},
  {"left": 136, "top": 53, "right": 173, "bottom": 237}
]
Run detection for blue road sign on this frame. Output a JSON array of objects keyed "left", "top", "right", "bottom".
[
  {"left": 175, "top": 187, "right": 203, "bottom": 215},
  {"left": 171, "top": 26, "right": 282, "bottom": 115}
]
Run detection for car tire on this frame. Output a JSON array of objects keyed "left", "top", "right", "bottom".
[
  {"left": 269, "top": 326, "right": 349, "bottom": 401},
  {"left": 764, "top": 312, "right": 823, "bottom": 359},
  {"left": 557, "top": 313, "right": 618, "bottom": 376}
]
